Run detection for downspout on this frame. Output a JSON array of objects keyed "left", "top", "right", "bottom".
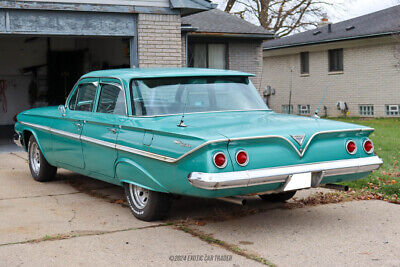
[{"left": 181, "top": 24, "right": 198, "bottom": 67}]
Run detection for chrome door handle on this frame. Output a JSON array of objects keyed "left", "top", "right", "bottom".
[
  {"left": 107, "top": 128, "right": 117, "bottom": 134},
  {"left": 75, "top": 123, "right": 82, "bottom": 130}
]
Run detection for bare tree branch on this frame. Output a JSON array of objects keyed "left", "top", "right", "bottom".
[
  {"left": 224, "top": 0, "right": 237, "bottom": 12},
  {"left": 222, "top": 0, "right": 335, "bottom": 37}
]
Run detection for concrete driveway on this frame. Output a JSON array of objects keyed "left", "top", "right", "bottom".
[{"left": 0, "top": 152, "right": 399, "bottom": 266}]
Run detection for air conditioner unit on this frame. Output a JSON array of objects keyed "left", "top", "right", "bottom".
[{"left": 389, "top": 105, "right": 399, "bottom": 112}]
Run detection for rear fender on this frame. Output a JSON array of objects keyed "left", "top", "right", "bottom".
[{"left": 115, "top": 158, "right": 169, "bottom": 193}]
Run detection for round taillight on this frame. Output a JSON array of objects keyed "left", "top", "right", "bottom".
[
  {"left": 213, "top": 152, "right": 227, "bottom": 168},
  {"left": 346, "top": 140, "right": 357, "bottom": 155},
  {"left": 363, "top": 140, "right": 374, "bottom": 154},
  {"left": 236, "top": 150, "right": 249, "bottom": 166}
]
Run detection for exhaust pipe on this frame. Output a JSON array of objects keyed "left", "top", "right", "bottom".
[
  {"left": 217, "top": 196, "right": 247, "bottom": 206},
  {"left": 321, "top": 184, "right": 349, "bottom": 191}
]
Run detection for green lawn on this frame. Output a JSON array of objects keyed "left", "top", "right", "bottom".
[{"left": 329, "top": 117, "right": 400, "bottom": 201}]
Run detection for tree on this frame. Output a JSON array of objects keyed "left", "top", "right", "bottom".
[{"left": 221, "top": 0, "right": 333, "bottom": 37}]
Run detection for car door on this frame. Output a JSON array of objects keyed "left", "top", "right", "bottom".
[
  {"left": 80, "top": 78, "right": 127, "bottom": 179},
  {"left": 52, "top": 78, "right": 98, "bottom": 169}
]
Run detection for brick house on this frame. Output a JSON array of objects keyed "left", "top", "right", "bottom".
[
  {"left": 0, "top": 1, "right": 271, "bottom": 139},
  {"left": 262, "top": 5, "right": 400, "bottom": 117},
  {"left": 182, "top": 9, "right": 273, "bottom": 93}
]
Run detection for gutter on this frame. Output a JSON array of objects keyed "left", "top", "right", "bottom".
[
  {"left": 263, "top": 31, "right": 400, "bottom": 51},
  {"left": 188, "top": 31, "right": 275, "bottom": 40}
]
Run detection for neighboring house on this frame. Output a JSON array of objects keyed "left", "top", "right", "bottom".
[
  {"left": 262, "top": 5, "right": 400, "bottom": 117},
  {"left": 182, "top": 9, "right": 274, "bottom": 91},
  {"left": 0, "top": 0, "right": 214, "bottom": 137}
]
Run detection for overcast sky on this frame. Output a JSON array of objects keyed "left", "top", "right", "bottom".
[
  {"left": 330, "top": 0, "right": 399, "bottom": 22},
  {"left": 214, "top": 0, "right": 399, "bottom": 23}
]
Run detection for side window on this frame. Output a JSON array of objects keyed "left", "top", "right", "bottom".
[
  {"left": 328, "top": 48, "right": 343, "bottom": 72},
  {"left": 97, "top": 84, "right": 126, "bottom": 115},
  {"left": 69, "top": 83, "right": 97, "bottom": 111}
]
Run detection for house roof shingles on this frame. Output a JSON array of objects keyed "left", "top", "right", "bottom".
[
  {"left": 263, "top": 5, "right": 400, "bottom": 50},
  {"left": 170, "top": 0, "right": 216, "bottom": 15},
  {"left": 182, "top": 9, "right": 274, "bottom": 37}
]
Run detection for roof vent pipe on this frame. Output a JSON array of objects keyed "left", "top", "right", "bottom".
[{"left": 328, "top": 23, "right": 332, "bottom": 33}]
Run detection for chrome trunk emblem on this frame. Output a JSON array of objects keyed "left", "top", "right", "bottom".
[
  {"left": 174, "top": 140, "right": 191, "bottom": 148},
  {"left": 290, "top": 134, "right": 306, "bottom": 146}
]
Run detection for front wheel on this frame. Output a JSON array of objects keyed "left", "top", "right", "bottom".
[
  {"left": 124, "top": 183, "right": 172, "bottom": 221},
  {"left": 258, "top": 190, "right": 297, "bottom": 202},
  {"left": 28, "top": 135, "right": 57, "bottom": 182}
]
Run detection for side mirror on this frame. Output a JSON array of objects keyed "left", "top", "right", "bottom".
[{"left": 58, "top": 105, "right": 66, "bottom": 116}]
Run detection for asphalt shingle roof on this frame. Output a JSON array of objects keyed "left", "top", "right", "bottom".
[
  {"left": 263, "top": 5, "right": 400, "bottom": 50},
  {"left": 171, "top": 0, "right": 216, "bottom": 15},
  {"left": 182, "top": 9, "right": 274, "bottom": 36}
]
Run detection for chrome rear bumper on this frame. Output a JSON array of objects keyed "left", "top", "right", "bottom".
[
  {"left": 13, "top": 132, "right": 23, "bottom": 148},
  {"left": 188, "top": 156, "right": 383, "bottom": 190}
]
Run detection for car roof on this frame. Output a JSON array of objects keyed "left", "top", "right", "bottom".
[{"left": 81, "top": 68, "right": 254, "bottom": 80}]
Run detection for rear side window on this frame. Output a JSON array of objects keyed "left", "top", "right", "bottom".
[
  {"left": 69, "top": 83, "right": 97, "bottom": 111},
  {"left": 97, "top": 84, "right": 126, "bottom": 115}
]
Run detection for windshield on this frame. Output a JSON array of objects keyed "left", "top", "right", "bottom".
[{"left": 130, "top": 76, "right": 268, "bottom": 116}]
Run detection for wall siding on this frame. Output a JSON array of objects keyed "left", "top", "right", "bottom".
[
  {"left": 137, "top": 13, "right": 182, "bottom": 68},
  {"left": 228, "top": 41, "right": 264, "bottom": 93},
  {"left": 18, "top": 0, "right": 170, "bottom": 7},
  {"left": 0, "top": 9, "right": 135, "bottom": 36},
  {"left": 263, "top": 42, "right": 400, "bottom": 117}
]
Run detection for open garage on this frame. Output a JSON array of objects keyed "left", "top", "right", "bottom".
[{"left": 0, "top": 6, "right": 136, "bottom": 140}]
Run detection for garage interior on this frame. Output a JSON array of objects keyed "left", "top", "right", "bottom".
[{"left": 0, "top": 36, "right": 132, "bottom": 144}]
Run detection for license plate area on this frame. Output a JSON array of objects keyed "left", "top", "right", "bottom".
[{"left": 283, "top": 172, "right": 312, "bottom": 191}]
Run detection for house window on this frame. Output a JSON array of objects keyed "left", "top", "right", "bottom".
[
  {"left": 188, "top": 43, "right": 227, "bottom": 69},
  {"left": 282, "top": 105, "right": 293, "bottom": 114},
  {"left": 386, "top": 105, "right": 400, "bottom": 116},
  {"left": 359, "top": 105, "right": 374, "bottom": 116},
  {"left": 298, "top": 105, "right": 310, "bottom": 115},
  {"left": 300, "top": 52, "right": 309, "bottom": 74},
  {"left": 328, "top": 48, "right": 343, "bottom": 72}
]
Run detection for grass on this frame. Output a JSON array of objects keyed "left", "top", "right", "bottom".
[{"left": 329, "top": 117, "right": 400, "bottom": 201}]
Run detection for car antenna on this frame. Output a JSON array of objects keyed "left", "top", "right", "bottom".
[
  {"left": 313, "top": 83, "right": 330, "bottom": 118},
  {"left": 288, "top": 66, "right": 294, "bottom": 114},
  {"left": 177, "top": 87, "right": 189, "bottom": 127}
]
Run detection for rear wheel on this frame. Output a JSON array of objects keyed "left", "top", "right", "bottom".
[
  {"left": 258, "top": 190, "right": 297, "bottom": 202},
  {"left": 28, "top": 135, "right": 57, "bottom": 182},
  {"left": 124, "top": 183, "right": 172, "bottom": 221}
]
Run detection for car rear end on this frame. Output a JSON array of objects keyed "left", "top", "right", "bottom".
[{"left": 186, "top": 127, "right": 382, "bottom": 197}]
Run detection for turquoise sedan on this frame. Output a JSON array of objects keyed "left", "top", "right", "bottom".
[{"left": 14, "top": 68, "right": 382, "bottom": 221}]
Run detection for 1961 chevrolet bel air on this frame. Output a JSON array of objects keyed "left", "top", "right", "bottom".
[{"left": 14, "top": 68, "right": 383, "bottom": 221}]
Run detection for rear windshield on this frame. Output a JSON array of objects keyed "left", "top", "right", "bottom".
[{"left": 130, "top": 76, "right": 268, "bottom": 116}]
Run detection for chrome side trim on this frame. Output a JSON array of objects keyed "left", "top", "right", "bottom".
[
  {"left": 115, "top": 144, "right": 176, "bottom": 162},
  {"left": 19, "top": 121, "right": 375, "bottom": 163},
  {"left": 130, "top": 109, "right": 271, "bottom": 118},
  {"left": 51, "top": 128, "right": 81, "bottom": 140},
  {"left": 80, "top": 135, "right": 116, "bottom": 149},
  {"left": 188, "top": 156, "right": 383, "bottom": 190},
  {"left": 20, "top": 122, "right": 51, "bottom": 132}
]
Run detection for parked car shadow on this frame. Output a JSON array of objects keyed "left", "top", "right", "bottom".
[{"left": 56, "top": 169, "right": 286, "bottom": 222}]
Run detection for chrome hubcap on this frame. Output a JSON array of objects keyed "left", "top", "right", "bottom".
[
  {"left": 129, "top": 184, "right": 149, "bottom": 209},
  {"left": 29, "top": 142, "right": 40, "bottom": 174}
]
